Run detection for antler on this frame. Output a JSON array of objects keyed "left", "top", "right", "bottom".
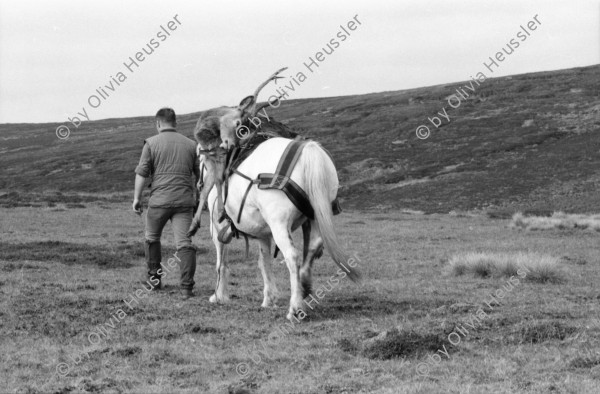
[
  {"left": 253, "top": 92, "right": 286, "bottom": 116},
  {"left": 249, "top": 67, "right": 288, "bottom": 115}
]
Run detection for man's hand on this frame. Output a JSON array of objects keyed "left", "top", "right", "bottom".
[
  {"left": 133, "top": 174, "right": 147, "bottom": 215},
  {"left": 132, "top": 199, "right": 143, "bottom": 215}
]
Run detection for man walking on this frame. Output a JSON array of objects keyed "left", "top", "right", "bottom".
[{"left": 133, "top": 107, "right": 199, "bottom": 299}]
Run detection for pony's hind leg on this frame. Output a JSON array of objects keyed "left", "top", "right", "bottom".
[
  {"left": 300, "top": 221, "right": 324, "bottom": 299},
  {"left": 270, "top": 224, "right": 304, "bottom": 321},
  {"left": 257, "top": 237, "right": 279, "bottom": 307}
]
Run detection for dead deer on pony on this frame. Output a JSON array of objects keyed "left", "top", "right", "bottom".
[
  {"left": 188, "top": 68, "right": 289, "bottom": 239},
  {"left": 187, "top": 116, "right": 227, "bottom": 237}
]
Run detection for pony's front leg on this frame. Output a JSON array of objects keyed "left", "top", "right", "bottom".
[
  {"left": 257, "top": 238, "right": 279, "bottom": 308},
  {"left": 209, "top": 217, "right": 230, "bottom": 303}
]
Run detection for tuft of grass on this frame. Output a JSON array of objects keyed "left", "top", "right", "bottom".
[
  {"left": 514, "top": 321, "right": 578, "bottom": 344},
  {"left": 512, "top": 211, "right": 600, "bottom": 231},
  {"left": 111, "top": 346, "right": 142, "bottom": 358},
  {"left": 363, "top": 330, "right": 447, "bottom": 361},
  {"left": 446, "top": 251, "right": 564, "bottom": 283}
]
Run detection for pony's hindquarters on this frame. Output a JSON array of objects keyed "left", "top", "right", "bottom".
[{"left": 300, "top": 142, "right": 361, "bottom": 282}]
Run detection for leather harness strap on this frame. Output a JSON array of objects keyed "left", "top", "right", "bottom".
[
  {"left": 222, "top": 146, "right": 242, "bottom": 206},
  {"left": 231, "top": 168, "right": 259, "bottom": 223},
  {"left": 198, "top": 162, "right": 205, "bottom": 191}
]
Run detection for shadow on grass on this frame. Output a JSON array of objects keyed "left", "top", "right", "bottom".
[
  {"left": 307, "top": 294, "right": 458, "bottom": 322},
  {"left": 0, "top": 240, "right": 211, "bottom": 269}
]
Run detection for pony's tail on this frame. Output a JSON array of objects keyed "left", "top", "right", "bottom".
[{"left": 302, "top": 142, "right": 361, "bottom": 283}]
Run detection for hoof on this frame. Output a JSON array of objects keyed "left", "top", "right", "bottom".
[
  {"left": 286, "top": 307, "right": 306, "bottom": 322},
  {"left": 261, "top": 300, "right": 278, "bottom": 308},
  {"left": 209, "top": 293, "right": 230, "bottom": 303},
  {"left": 261, "top": 292, "right": 279, "bottom": 308}
]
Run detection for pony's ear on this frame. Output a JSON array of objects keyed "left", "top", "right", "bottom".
[{"left": 238, "top": 95, "right": 255, "bottom": 112}]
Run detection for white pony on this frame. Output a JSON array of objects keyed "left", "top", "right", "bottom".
[{"left": 189, "top": 69, "right": 360, "bottom": 321}]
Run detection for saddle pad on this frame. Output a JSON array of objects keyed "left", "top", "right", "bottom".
[{"left": 256, "top": 138, "right": 315, "bottom": 220}]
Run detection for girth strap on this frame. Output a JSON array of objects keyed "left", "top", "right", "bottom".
[
  {"left": 223, "top": 146, "right": 243, "bottom": 205},
  {"left": 231, "top": 168, "right": 259, "bottom": 223}
]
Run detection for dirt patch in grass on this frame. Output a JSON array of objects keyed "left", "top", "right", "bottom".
[
  {"left": 77, "top": 377, "right": 134, "bottom": 394},
  {"left": 569, "top": 353, "right": 600, "bottom": 369},
  {"left": 111, "top": 346, "right": 142, "bottom": 358},
  {"left": 25, "top": 378, "right": 133, "bottom": 394},
  {"left": 339, "top": 328, "right": 450, "bottom": 360},
  {"left": 189, "top": 325, "right": 219, "bottom": 334}
]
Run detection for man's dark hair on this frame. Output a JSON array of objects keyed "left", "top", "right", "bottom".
[{"left": 156, "top": 107, "right": 176, "bottom": 125}]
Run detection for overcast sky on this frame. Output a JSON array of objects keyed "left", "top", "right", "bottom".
[{"left": 0, "top": 0, "right": 598, "bottom": 124}]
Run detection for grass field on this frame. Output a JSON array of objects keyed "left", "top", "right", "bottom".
[{"left": 2, "top": 202, "right": 600, "bottom": 393}]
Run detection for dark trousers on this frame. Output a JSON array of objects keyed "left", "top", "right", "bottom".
[{"left": 144, "top": 206, "right": 196, "bottom": 289}]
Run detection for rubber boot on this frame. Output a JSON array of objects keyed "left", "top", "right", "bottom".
[
  {"left": 177, "top": 246, "right": 196, "bottom": 299},
  {"left": 144, "top": 240, "right": 162, "bottom": 290}
]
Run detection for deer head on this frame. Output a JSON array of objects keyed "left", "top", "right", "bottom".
[{"left": 218, "top": 67, "right": 287, "bottom": 149}]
